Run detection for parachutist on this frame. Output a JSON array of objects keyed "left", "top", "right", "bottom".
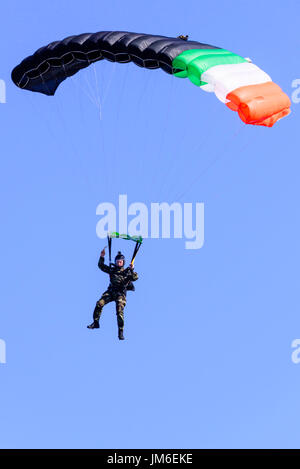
[{"left": 88, "top": 248, "right": 138, "bottom": 340}]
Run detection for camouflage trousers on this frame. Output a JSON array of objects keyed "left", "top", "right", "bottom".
[{"left": 93, "top": 290, "right": 127, "bottom": 331}]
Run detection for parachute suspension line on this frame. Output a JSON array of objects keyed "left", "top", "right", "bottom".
[
  {"left": 50, "top": 61, "right": 88, "bottom": 187},
  {"left": 130, "top": 241, "right": 142, "bottom": 267},
  {"left": 91, "top": 60, "right": 117, "bottom": 196},
  {"left": 146, "top": 74, "right": 176, "bottom": 199},
  {"left": 54, "top": 85, "right": 99, "bottom": 199},
  {"left": 70, "top": 63, "right": 100, "bottom": 109},
  {"left": 27, "top": 88, "right": 55, "bottom": 139},
  {"left": 132, "top": 66, "right": 153, "bottom": 182},
  {"left": 85, "top": 63, "right": 102, "bottom": 116},
  {"left": 112, "top": 63, "right": 130, "bottom": 190},
  {"left": 78, "top": 76, "right": 99, "bottom": 107},
  {"left": 27, "top": 91, "right": 61, "bottom": 167},
  {"left": 102, "top": 61, "right": 117, "bottom": 106},
  {"left": 80, "top": 57, "right": 101, "bottom": 109},
  {"left": 92, "top": 63, "right": 102, "bottom": 119},
  {"left": 31, "top": 72, "right": 99, "bottom": 197},
  {"left": 155, "top": 75, "right": 190, "bottom": 199},
  {"left": 174, "top": 125, "right": 245, "bottom": 201},
  {"left": 134, "top": 68, "right": 153, "bottom": 182},
  {"left": 90, "top": 62, "right": 110, "bottom": 197},
  {"left": 68, "top": 72, "right": 111, "bottom": 200},
  {"left": 70, "top": 60, "right": 110, "bottom": 200},
  {"left": 163, "top": 98, "right": 221, "bottom": 202},
  {"left": 59, "top": 61, "right": 98, "bottom": 181},
  {"left": 84, "top": 59, "right": 100, "bottom": 108},
  {"left": 108, "top": 234, "right": 112, "bottom": 266}
]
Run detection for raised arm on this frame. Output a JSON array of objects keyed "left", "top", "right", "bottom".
[{"left": 98, "top": 249, "right": 110, "bottom": 273}]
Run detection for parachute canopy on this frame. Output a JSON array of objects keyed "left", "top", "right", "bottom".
[{"left": 11, "top": 31, "right": 291, "bottom": 127}]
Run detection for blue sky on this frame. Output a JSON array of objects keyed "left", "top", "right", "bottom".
[{"left": 0, "top": 0, "right": 300, "bottom": 449}]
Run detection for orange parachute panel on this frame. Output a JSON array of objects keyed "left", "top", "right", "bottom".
[{"left": 226, "top": 82, "right": 291, "bottom": 127}]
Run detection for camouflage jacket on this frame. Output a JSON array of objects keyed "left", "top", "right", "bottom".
[{"left": 98, "top": 256, "right": 138, "bottom": 295}]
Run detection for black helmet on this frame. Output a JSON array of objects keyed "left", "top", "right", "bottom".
[{"left": 115, "top": 251, "right": 125, "bottom": 265}]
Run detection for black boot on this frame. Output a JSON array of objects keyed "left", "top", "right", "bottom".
[
  {"left": 118, "top": 329, "right": 125, "bottom": 340},
  {"left": 87, "top": 320, "right": 99, "bottom": 329}
]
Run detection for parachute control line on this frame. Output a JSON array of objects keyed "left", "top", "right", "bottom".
[
  {"left": 11, "top": 31, "right": 291, "bottom": 127},
  {"left": 107, "top": 232, "right": 142, "bottom": 268}
]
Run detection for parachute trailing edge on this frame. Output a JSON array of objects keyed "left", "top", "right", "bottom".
[{"left": 11, "top": 31, "right": 291, "bottom": 126}]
